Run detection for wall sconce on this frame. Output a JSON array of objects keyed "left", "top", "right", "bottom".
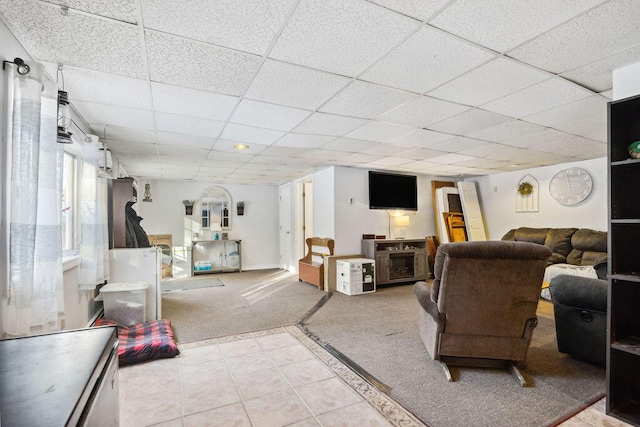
[
  {"left": 143, "top": 181, "right": 152, "bottom": 202},
  {"left": 57, "top": 90, "right": 73, "bottom": 144}
]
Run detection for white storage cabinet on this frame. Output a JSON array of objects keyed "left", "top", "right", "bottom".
[{"left": 336, "top": 258, "right": 376, "bottom": 296}]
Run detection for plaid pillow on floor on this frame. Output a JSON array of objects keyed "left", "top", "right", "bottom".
[{"left": 94, "top": 318, "right": 180, "bottom": 365}]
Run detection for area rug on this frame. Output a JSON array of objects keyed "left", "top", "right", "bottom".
[
  {"left": 161, "top": 277, "right": 224, "bottom": 292},
  {"left": 303, "top": 285, "right": 606, "bottom": 427}
]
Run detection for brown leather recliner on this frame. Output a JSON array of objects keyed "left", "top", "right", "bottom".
[{"left": 414, "top": 241, "right": 552, "bottom": 386}]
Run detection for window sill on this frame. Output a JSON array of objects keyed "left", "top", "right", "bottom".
[{"left": 63, "top": 254, "right": 81, "bottom": 272}]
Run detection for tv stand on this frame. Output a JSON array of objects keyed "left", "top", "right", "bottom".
[{"left": 362, "top": 239, "right": 428, "bottom": 286}]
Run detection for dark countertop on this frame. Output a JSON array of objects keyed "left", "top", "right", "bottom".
[{"left": 0, "top": 326, "right": 117, "bottom": 426}]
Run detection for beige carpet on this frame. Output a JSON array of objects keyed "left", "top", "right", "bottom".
[{"left": 161, "top": 269, "right": 325, "bottom": 342}]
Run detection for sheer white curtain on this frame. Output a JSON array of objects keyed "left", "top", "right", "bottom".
[
  {"left": 78, "top": 141, "right": 109, "bottom": 290},
  {"left": 3, "top": 61, "right": 64, "bottom": 337}
]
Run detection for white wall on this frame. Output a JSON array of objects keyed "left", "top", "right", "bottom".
[
  {"left": 312, "top": 167, "right": 335, "bottom": 239},
  {"left": 613, "top": 61, "right": 640, "bottom": 100},
  {"left": 331, "top": 167, "right": 446, "bottom": 254},
  {"left": 136, "top": 180, "right": 280, "bottom": 270},
  {"left": 470, "top": 157, "right": 607, "bottom": 239}
]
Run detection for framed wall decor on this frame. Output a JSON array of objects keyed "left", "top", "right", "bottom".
[{"left": 516, "top": 174, "right": 539, "bottom": 213}]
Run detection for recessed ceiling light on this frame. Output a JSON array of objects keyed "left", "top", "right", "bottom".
[{"left": 234, "top": 144, "right": 249, "bottom": 150}]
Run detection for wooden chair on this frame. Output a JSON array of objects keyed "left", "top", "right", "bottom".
[
  {"left": 299, "top": 237, "right": 334, "bottom": 290},
  {"left": 443, "top": 212, "right": 468, "bottom": 242}
]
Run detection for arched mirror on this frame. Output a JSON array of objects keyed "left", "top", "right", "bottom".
[{"left": 198, "top": 186, "right": 231, "bottom": 231}]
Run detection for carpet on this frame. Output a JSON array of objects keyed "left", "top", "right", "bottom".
[
  {"left": 161, "top": 277, "right": 224, "bottom": 292},
  {"left": 303, "top": 284, "right": 606, "bottom": 427},
  {"left": 161, "top": 269, "right": 326, "bottom": 342},
  {"left": 161, "top": 270, "right": 605, "bottom": 426}
]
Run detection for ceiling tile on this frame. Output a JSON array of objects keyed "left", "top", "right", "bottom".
[
  {"left": 518, "top": 150, "right": 575, "bottom": 165},
  {"left": 362, "top": 26, "right": 495, "bottom": 93},
  {"left": 468, "top": 120, "right": 547, "bottom": 142},
  {"left": 361, "top": 144, "right": 414, "bottom": 156},
  {"left": 206, "top": 150, "right": 254, "bottom": 163},
  {"left": 531, "top": 135, "right": 601, "bottom": 156},
  {"left": 273, "top": 133, "right": 335, "bottom": 148},
  {"left": 105, "top": 140, "right": 157, "bottom": 155},
  {"left": 158, "top": 145, "right": 210, "bottom": 158},
  {"left": 424, "top": 136, "right": 492, "bottom": 153},
  {"left": 427, "top": 57, "right": 549, "bottom": 106},
  {"left": 220, "top": 123, "right": 285, "bottom": 145},
  {"left": 344, "top": 121, "right": 414, "bottom": 142},
  {"left": 499, "top": 128, "right": 573, "bottom": 148},
  {"left": 366, "top": 157, "right": 412, "bottom": 167},
  {"left": 156, "top": 132, "right": 216, "bottom": 148},
  {"left": 455, "top": 158, "right": 513, "bottom": 169},
  {"left": 553, "top": 115, "right": 608, "bottom": 142},
  {"left": 43, "top": 62, "right": 150, "bottom": 109},
  {"left": 429, "top": 0, "right": 604, "bottom": 53},
  {"left": 231, "top": 99, "right": 311, "bottom": 131},
  {"left": 0, "top": 1, "right": 145, "bottom": 78},
  {"left": 321, "top": 138, "right": 380, "bottom": 152},
  {"left": 339, "top": 153, "right": 385, "bottom": 163},
  {"left": 561, "top": 43, "right": 640, "bottom": 92},
  {"left": 380, "top": 96, "right": 470, "bottom": 127},
  {"left": 258, "top": 146, "right": 312, "bottom": 157},
  {"left": 98, "top": 125, "right": 157, "bottom": 143},
  {"left": 393, "top": 148, "right": 447, "bottom": 160},
  {"left": 145, "top": 30, "right": 262, "bottom": 96},
  {"left": 367, "top": 0, "right": 450, "bottom": 21},
  {"left": 320, "top": 81, "right": 417, "bottom": 119},
  {"left": 482, "top": 78, "right": 592, "bottom": 118},
  {"left": 269, "top": 0, "right": 418, "bottom": 76},
  {"left": 245, "top": 60, "right": 350, "bottom": 110},
  {"left": 42, "top": 0, "right": 137, "bottom": 23},
  {"left": 483, "top": 145, "right": 525, "bottom": 161},
  {"left": 571, "top": 143, "right": 607, "bottom": 159},
  {"left": 298, "top": 149, "right": 346, "bottom": 160},
  {"left": 212, "top": 139, "right": 269, "bottom": 155},
  {"left": 428, "top": 153, "right": 476, "bottom": 164},
  {"left": 75, "top": 101, "right": 154, "bottom": 130},
  {"left": 523, "top": 95, "right": 607, "bottom": 128},
  {"left": 141, "top": 0, "right": 293, "bottom": 55},
  {"left": 390, "top": 129, "right": 456, "bottom": 148},
  {"left": 429, "top": 108, "right": 511, "bottom": 135},
  {"left": 155, "top": 112, "right": 225, "bottom": 138},
  {"left": 151, "top": 82, "right": 238, "bottom": 121},
  {"left": 292, "top": 113, "right": 369, "bottom": 136},
  {"left": 458, "top": 143, "right": 506, "bottom": 158},
  {"left": 510, "top": 0, "right": 640, "bottom": 73}
]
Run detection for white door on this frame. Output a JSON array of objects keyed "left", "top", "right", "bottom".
[
  {"left": 279, "top": 184, "right": 292, "bottom": 271},
  {"left": 303, "top": 180, "right": 313, "bottom": 252},
  {"left": 457, "top": 181, "right": 487, "bottom": 241}
]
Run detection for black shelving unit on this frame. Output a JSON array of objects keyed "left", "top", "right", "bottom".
[{"left": 607, "top": 93, "right": 640, "bottom": 426}]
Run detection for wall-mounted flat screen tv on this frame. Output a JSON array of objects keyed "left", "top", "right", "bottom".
[{"left": 368, "top": 171, "right": 417, "bottom": 211}]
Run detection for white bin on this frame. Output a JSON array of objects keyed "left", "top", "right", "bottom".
[{"left": 100, "top": 282, "right": 149, "bottom": 326}]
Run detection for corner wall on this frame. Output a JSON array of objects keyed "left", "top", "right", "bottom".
[{"left": 469, "top": 157, "right": 607, "bottom": 239}]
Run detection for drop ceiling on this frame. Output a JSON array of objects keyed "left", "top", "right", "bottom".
[{"left": 1, "top": 0, "right": 638, "bottom": 185}]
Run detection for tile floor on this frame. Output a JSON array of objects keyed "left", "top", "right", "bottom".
[
  {"left": 118, "top": 325, "right": 631, "bottom": 427},
  {"left": 118, "top": 326, "right": 423, "bottom": 427}
]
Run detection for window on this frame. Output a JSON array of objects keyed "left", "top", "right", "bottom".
[
  {"left": 202, "top": 206, "right": 210, "bottom": 229},
  {"left": 61, "top": 151, "right": 78, "bottom": 252}
]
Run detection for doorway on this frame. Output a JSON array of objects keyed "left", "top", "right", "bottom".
[
  {"left": 279, "top": 184, "right": 292, "bottom": 271},
  {"left": 295, "top": 179, "right": 313, "bottom": 265}
]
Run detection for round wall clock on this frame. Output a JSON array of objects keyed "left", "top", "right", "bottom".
[{"left": 549, "top": 167, "right": 593, "bottom": 206}]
